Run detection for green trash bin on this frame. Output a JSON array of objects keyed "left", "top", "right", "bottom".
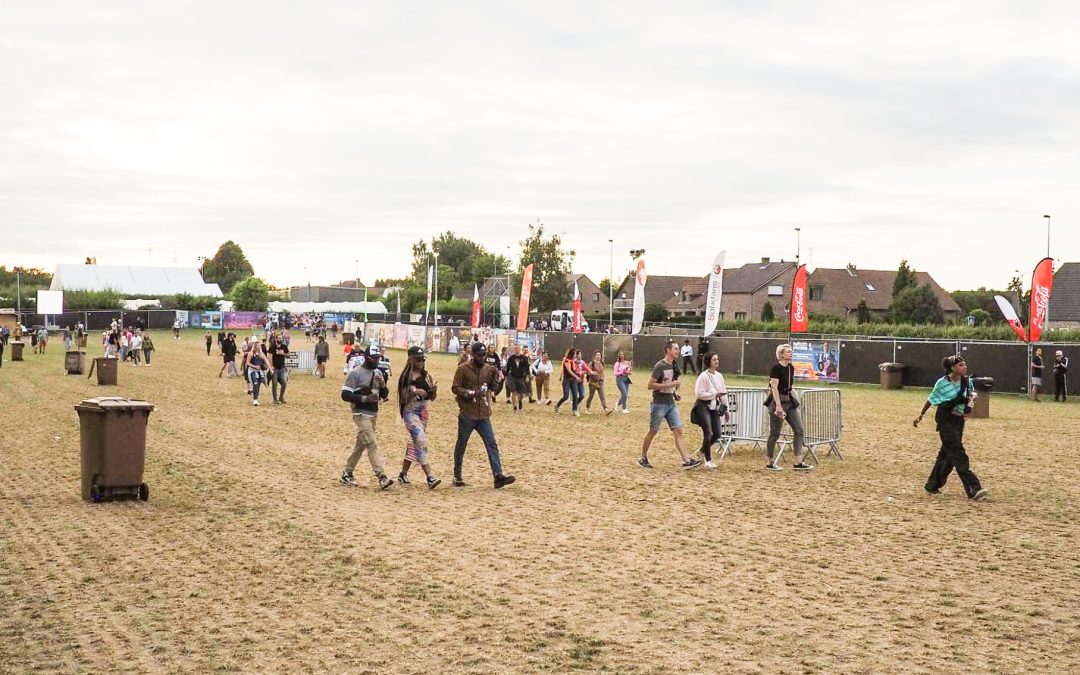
[{"left": 75, "top": 397, "right": 154, "bottom": 502}]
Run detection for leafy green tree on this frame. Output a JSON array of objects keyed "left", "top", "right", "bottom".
[
  {"left": 517, "top": 224, "right": 575, "bottom": 312},
  {"left": 644, "top": 302, "right": 669, "bottom": 322},
  {"left": 201, "top": 241, "right": 255, "bottom": 294},
  {"left": 230, "top": 276, "right": 271, "bottom": 311},
  {"left": 159, "top": 294, "right": 221, "bottom": 311},
  {"left": 598, "top": 278, "right": 612, "bottom": 297},
  {"left": 890, "top": 284, "right": 944, "bottom": 324},
  {"left": 856, "top": 297, "right": 871, "bottom": 324},
  {"left": 892, "top": 259, "right": 918, "bottom": 298},
  {"left": 968, "top": 308, "right": 991, "bottom": 326},
  {"left": 61, "top": 289, "right": 125, "bottom": 311},
  {"left": 760, "top": 301, "right": 775, "bottom": 322},
  {"left": 410, "top": 232, "right": 489, "bottom": 289}
]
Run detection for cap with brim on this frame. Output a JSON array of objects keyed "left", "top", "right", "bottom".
[
  {"left": 408, "top": 346, "right": 425, "bottom": 358},
  {"left": 366, "top": 344, "right": 382, "bottom": 357}
]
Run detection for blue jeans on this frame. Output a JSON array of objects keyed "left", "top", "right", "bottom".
[
  {"left": 571, "top": 380, "right": 584, "bottom": 410},
  {"left": 453, "top": 415, "right": 503, "bottom": 478},
  {"left": 271, "top": 367, "right": 289, "bottom": 400},
  {"left": 616, "top": 375, "right": 630, "bottom": 409},
  {"left": 649, "top": 402, "right": 682, "bottom": 431}
]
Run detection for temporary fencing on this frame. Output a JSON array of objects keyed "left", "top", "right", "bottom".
[{"left": 717, "top": 386, "right": 842, "bottom": 463}]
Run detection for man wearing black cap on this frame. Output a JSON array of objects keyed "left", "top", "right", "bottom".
[
  {"left": 1053, "top": 350, "right": 1069, "bottom": 401},
  {"left": 340, "top": 344, "right": 393, "bottom": 490},
  {"left": 450, "top": 342, "right": 516, "bottom": 488}
]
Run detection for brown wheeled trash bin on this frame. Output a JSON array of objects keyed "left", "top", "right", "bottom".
[
  {"left": 342, "top": 332, "right": 354, "bottom": 345},
  {"left": 90, "top": 357, "right": 118, "bottom": 385},
  {"left": 79, "top": 335, "right": 88, "bottom": 348},
  {"left": 65, "top": 350, "right": 86, "bottom": 375},
  {"left": 11, "top": 341, "right": 25, "bottom": 361},
  {"left": 75, "top": 397, "right": 154, "bottom": 502},
  {"left": 969, "top": 377, "right": 993, "bottom": 419},
  {"left": 879, "top": 363, "right": 904, "bottom": 389}
]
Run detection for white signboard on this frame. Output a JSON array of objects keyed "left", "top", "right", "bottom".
[{"left": 37, "top": 290, "right": 64, "bottom": 315}]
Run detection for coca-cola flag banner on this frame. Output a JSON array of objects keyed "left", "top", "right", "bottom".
[
  {"left": 516, "top": 264, "right": 534, "bottom": 331},
  {"left": 703, "top": 251, "right": 726, "bottom": 337},
  {"left": 1029, "top": 257, "right": 1054, "bottom": 343},
  {"left": 631, "top": 259, "right": 647, "bottom": 335},
  {"left": 789, "top": 264, "right": 808, "bottom": 332},
  {"left": 471, "top": 284, "right": 481, "bottom": 328},
  {"left": 994, "top": 294, "right": 1028, "bottom": 341},
  {"left": 572, "top": 280, "right": 583, "bottom": 333}
]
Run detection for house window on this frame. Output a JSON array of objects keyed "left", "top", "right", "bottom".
[
  {"left": 809, "top": 286, "right": 824, "bottom": 301},
  {"left": 681, "top": 291, "right": 688, "bottom": 302},
  {"left": 719, "top": 312, "right": 724, "bottom": 320},
  {"left": 592, "top": 293, "right": 600, "bottom": 302},
  {"left": 767, "top": 285, "right": 783, "bottom": 296},
  {"left": 864, "top": 283, "right": 876, "bottom": 291},
  {"left": 734, "top": 312, "right": 747, "bottom": 321},
  {"left": 620, "top": 292, "right": 626, "bottom": 299}
]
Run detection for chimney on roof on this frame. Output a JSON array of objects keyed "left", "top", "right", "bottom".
[
  {"left": 761, "top": 257, "right": 770, "bottom": 264},
  {"left": 846, "top": 263, "right": 857, "bottom": 276}
]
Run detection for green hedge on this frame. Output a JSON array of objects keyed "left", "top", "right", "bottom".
[{"left": 700, "top": 318, "right": 1080, "bottom": 342}]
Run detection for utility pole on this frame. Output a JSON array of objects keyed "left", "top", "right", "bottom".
[
  {"left": 795, "top": 227, "right": 801, "bottom": 267},
  {"left": 608, "top": 239, "right": 614, "bottom": 331},
  {"left": 433, "top": 251, "right": 439, "bottom": 328}
]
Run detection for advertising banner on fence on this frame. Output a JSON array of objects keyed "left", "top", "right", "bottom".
[
  {"left": 515, "top": 330, "right": 544, "bottom": 354},
  {"left": 392, "top": 324, "right": 408, "bottom": 349},
  {"left": 407, "top": 325, "right": 426, "bottom": 348},
  {"left": 224, "top": 311, "right": 266, "bottom": 329},
  {"left": 791, "top": 340, "right": 839, "bottom": 382},
  {"left": 446, "top": 328, "right": 465, "bottom": 353},
  {"left": 189, "top": 311, "right": 223, "bottom": 330}
]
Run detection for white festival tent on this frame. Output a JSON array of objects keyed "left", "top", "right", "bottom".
[{"left": 51, "top": 265, "right": 223, "bottom": 297}]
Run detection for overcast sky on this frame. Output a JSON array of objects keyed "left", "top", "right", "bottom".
[{"left": 2, "top": 1, "right": 1078, "bottom": 292}]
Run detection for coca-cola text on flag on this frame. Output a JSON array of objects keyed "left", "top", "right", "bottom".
[
  {"left": 1029, "top": 257, "right": 1054, "bottom": 343},
  {"left": 789, "top": 265, "right": 808, "bottom": 332}
]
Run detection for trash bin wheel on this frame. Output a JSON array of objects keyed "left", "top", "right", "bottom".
[
  {"left": 90, "top": 483, "right": 103, "bottom": 503},
  {"left": 138, "top": 483, "right": 149, "bottom": 502}
]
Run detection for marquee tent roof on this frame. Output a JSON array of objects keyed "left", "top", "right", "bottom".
[{"left": 51, "top": 265, "right": 223, "bottom": 297}]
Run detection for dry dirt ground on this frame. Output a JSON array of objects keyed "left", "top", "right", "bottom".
[{"left": 1, "top": 332, "right": 1077, "bottom": 674}]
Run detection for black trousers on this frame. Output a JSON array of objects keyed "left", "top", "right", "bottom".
[
  {"left": 926, "top": 411, "right": 982, "bottom": 498},
  {"left": 681, "top": 355, "right": 697, "bottom": 374},
  {"left": 693, "top": 404, "right": 720, "bottom": 461},
  {"left": 1054, "top": 373, "right": 1067, "bottom": 400}
]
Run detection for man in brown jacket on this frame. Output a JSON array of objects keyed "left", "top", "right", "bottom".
[{"left": 450, "top": 342, "right": 516, "bottom": 489}]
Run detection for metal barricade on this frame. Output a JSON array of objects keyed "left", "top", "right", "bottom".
[{"left": 717, "top": 387, "right": 843, "bottom": 463}]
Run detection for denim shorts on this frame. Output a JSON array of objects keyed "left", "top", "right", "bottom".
[{"left": 649, "top": 402, "right": 682, "bottom": 431}]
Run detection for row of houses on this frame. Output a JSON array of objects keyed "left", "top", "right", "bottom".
[{"left": 41, "top": 260, "right": 1080, "bottom": 328}]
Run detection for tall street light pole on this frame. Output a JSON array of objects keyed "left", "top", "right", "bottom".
[
  {"left": 1044, "top": 214, "right": 1051, "bottom": 259},
  {"left": 433, "top": 251, "right": 439, "bottom": 328},
  {"left": 608, "top": 239, "right": 614, "bottom": 331},
  {"left": 1044, "top": 214, "right": 1051, "bottom": 326},
  {"left": 795, "top": 227, "right": 801, "bottom": 267}
]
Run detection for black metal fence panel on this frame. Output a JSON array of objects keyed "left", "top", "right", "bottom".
[
  {"left": 895, "top": 341, "right": 959, "bottom": 387},
  {"left": 705, "top": 337, "right": 745, "bottom": 375},
  {"left": 741, "top": 338, "right": 787, "bottom": 378},
  {"left": 839, "top": 340, "right": 895, "bottom": 385}
]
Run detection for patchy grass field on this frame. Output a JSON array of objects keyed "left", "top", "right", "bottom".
[{"left": 1, "top": 331, "right": 1077, "bottom": 673}]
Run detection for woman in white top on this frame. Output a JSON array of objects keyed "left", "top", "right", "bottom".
[
  {"left": 532, "top": 351, "right": 554, "bottom": 404},
  {"left": 692, "top": 352, "right": 729, "bottom": 469}
]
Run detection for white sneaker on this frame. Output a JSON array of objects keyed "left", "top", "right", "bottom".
[
  {"left": 253, "top": 399, "right": 260, "bottom": 406},
  {"left": 573, "top": 410, "right": 580, "bottom": 417},
  {"left": 622, "top": 408, "right": 630, "bottom": 414},
  {"left": 705, "top": 460, "right": 718, "bottom": 469}
]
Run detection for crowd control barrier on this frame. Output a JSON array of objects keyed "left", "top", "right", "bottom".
[{"left": 717, "top": 387, "right": 842, "bottom": 463}]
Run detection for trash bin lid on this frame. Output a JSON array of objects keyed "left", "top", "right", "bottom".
[{"left": 75, "top": 397, "right": 155, "bottom": 413}]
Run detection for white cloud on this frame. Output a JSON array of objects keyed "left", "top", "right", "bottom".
[{"left": 1, "top": 0, "right": 1078, "bottom": 292}]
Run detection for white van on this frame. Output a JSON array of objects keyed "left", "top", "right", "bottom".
[{"left": 550, "top": 310, "right": 573, "bottom": 331}]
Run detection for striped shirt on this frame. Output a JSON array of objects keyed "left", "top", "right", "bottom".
[{"left": 928, "top": 376, "right": 969, "bottom": 406}]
